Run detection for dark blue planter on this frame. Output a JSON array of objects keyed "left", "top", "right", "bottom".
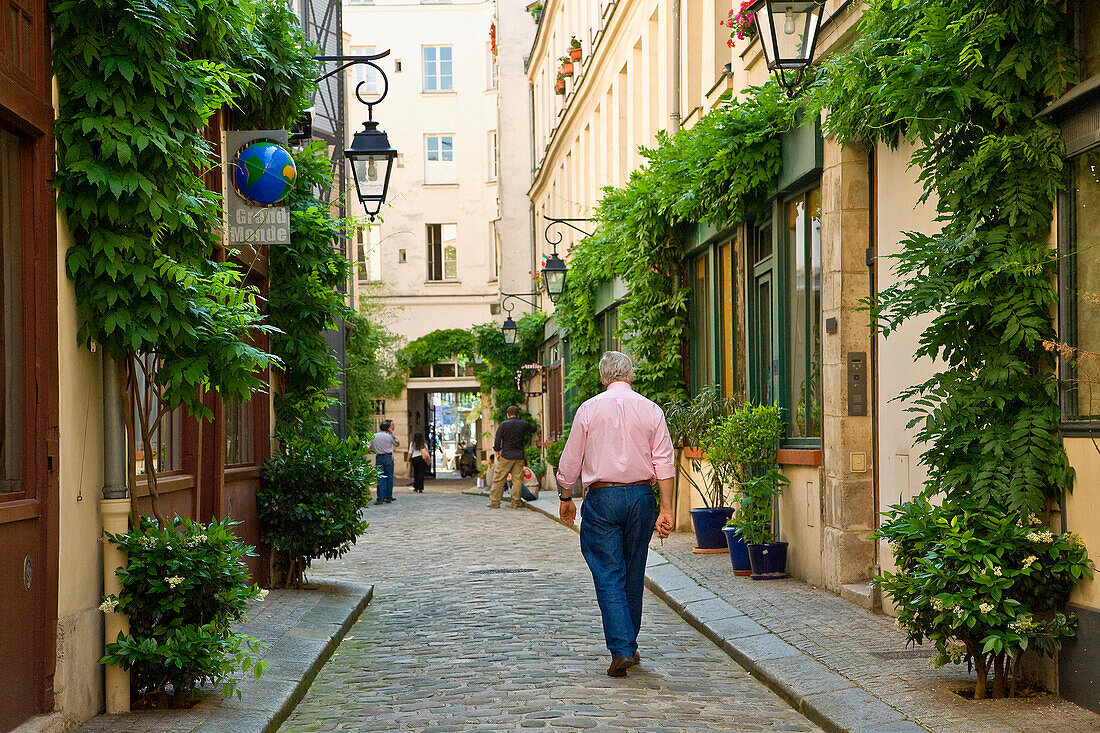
[
  {"left": 722, "top": 526, "right": 752, "bottom": 575},
  {"left": 689, "top": 507, "right": 735, "bottom": 550},
  {"left": 748, "top": 542, "right": 788, "bottom": 580}
]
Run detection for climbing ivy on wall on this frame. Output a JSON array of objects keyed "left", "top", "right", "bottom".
[
  {"left": 269, "top": 142, "right": 355, "bottom": 433},
  {"left": 397, "top": 313, "right": 547, "bottom": 422},
  {"left": 52, "top": 0, "right": 316, "bottom": 522},
  {"left": 555, "top": 83, "right": 795, "bottom": 408},
  {"left": 814, "top": 0, "right": 1074, "bottom": 514}
]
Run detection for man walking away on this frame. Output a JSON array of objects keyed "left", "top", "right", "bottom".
[
  {"left": 370, "top": 419, "right": 400, "bottom": 504},
  {"left": 489, "top": 405, "right": 536, "bottom": 508},
  {"left": 555, "top": 351, "right": 674, "bottom": 677}
]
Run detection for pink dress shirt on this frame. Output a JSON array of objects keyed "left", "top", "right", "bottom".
[{"left": 555, "top": 381, "right": 676, "bottom": 489}]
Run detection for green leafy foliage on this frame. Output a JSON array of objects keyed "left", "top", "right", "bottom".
[
  {"left": 99, "top": 517, "right": 267, "bottom": 705},
  {"left": 556, "top": 83, "right": 796, "bottom": 407},
  {"left": 258, "top": 431, "right": 378, "bottom": 588},
  {"left": 397, "top": 313, "right": 546, "bottom": 423},
  {"left": 51, "top": 0, "right": 316, "bottom": 524},
  {"left": 269, "top": 142, "right": 355, "bottom": 432},
  {"left": 664, "top": 387, "right": 736, "bottom": 507},
  {"left": 545, "top": 431, "right": 568, "bottom": 468},
  {"left": 875, "top": 500, "right": 1091, "bottom": 698},
  {"left": 701, "top": 403, "right": 786, "bottom": 537},
  {"left": 397, "top": 329, "right": 477, "bottom": 372},
  {"left": 345, "top": 295, "right": 405, "bottom": 437},
  {"left": 813, "top": 0, "right": 1074, "bottom": 515}
]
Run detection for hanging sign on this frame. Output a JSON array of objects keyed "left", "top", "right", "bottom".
[{"left": 225, "top": 129, "right": 295, "bottom": 246}]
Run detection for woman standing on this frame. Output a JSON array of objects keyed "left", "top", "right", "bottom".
[{"left": 406, "top": 432, "right": 430, "bottom": 493}]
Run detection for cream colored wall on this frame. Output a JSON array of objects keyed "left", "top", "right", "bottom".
[
  {"left": 777, "top": 464, "right": 824, "bottom": 588},
  {"left": 496, "top": 0, "right": 537, "bottom": 311},
  {"left": 1064, "top": 440, "right": 1100, "bottom": 609},
  {"left": 527, "top": 0, "right": 737, "bottom": 316},
  {"left": 873, "top": 140, "right": 941, "bottom": 580},
  {"left": 53, "top": 210, "right": 106, "bottom": 725},
  {"left": 346, "top": 0, "right": 501, "bottom": 343}
]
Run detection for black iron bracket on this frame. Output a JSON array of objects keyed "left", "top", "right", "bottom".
[
  {"left": 543, "top": 216, "right": 593, "bottom": 251},
  {"left": 500, "top": 292, "right": 540, "bottom": 314},
  {"left": 315, "top": 51, "right": 392, "bottom": 121}
]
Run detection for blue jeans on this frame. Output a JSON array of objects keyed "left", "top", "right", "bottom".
[
  {"left": 580, "top": 483, "right": 656, "bottom": 658},
  {"left": 375, "top": 453, "right": 394, "bottom": 501}
]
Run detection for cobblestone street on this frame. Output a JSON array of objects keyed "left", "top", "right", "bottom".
[{"left": 280, "top": 482, "right": 819, "bottom": 732}]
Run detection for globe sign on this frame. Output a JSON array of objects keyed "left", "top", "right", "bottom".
[{"left": 232, "top": 141, "right": 296, "bottom": 206}]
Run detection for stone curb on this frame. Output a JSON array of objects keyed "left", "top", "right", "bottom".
[
  {"left": 523, "top": 497, "right": 926, "bottom": 733},
  {"left": 192, "top": 581, "right": 374, "bottom": 733}
]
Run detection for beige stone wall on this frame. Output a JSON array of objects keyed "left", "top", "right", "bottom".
[
  {"left": 53, "top": 207, "right": 107, "bottom": 725},
  {"left": 776, "top": 464, "right": 824, "bottom": 588},
  {"left": 872, "top": 140, "right": 941, "bottom": 583},
  {"left": 1063, "top": 440, "right": 1100, "bottom": 609}
]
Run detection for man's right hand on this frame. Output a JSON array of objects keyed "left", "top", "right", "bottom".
[{"left": 559, "top": 499, "right": 576, "bottom": 527}]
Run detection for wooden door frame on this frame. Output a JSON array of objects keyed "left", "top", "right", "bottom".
[{"left": 0, "top": 0, "right": 60, "bottom": 713}]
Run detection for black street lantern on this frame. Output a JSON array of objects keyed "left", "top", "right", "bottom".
[
  {"left": 541, "top": 252, "right": 568, "bottom": 303},
  {"left": 346, "top": 120, "right": 397, "bottom": 219},
  {"left": 747, "top": 0, "right": 825, "bottom": 95},
  {"left": 501, "top": 315, "right": 519, "bottom": 345},
  {"left": 315, "top": 51, "right": 399, "bottom": 219}
]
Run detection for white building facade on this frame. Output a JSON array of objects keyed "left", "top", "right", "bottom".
[{"left": 344, "top": 0, "right": 523, "bottom": 469}]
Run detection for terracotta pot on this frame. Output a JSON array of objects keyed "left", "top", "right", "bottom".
[
  {"left": 569, "top": 46, "right": 582, "bottom": 61},
  {"left": 554, "top": 80, "right": 565, "bottom": 95},
  {"left": 561, "top": 62, "right": 573, "bottom": 76},
  {"left": 683, "top": 446, "right": 705, "bottom": 459}
]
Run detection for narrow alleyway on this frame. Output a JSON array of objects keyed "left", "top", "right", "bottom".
[{"left": 280, "top": 481, "right": 820, "bottom": 731}]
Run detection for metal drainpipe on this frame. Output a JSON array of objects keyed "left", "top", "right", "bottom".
[
  {"left": 101, "top": 356, "right": 130, "bottom": 712},
  {"left": 868, "top": 146, "right": 881, "bottom": 584},
  {"left": 670, "top": 0, "right": 681, "bottom": 133}
]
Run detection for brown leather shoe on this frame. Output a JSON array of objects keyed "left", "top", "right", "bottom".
[
  {"left": 633, "top": 651, "right": 641, "bottom": 664},
  {"left": 607, "top": 656, "right": 638, "bottom": 677}
]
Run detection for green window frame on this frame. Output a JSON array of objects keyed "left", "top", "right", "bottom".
[
  {"left": 780, "top": 186, "right": 822, "bottom": 444},
  {"left": 1059, "top": 147, "right": 1100, "bottom": 427}
]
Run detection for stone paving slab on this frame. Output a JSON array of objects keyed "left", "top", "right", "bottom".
[
  {"left": 73, "top": 581, "right": 373, "bottom": 733},
  {"left": 524, "top": 494, "right": 1100, "bottom": 733},
  {"left": 279, "top": 485, "right": 821, "bottom": 732}
]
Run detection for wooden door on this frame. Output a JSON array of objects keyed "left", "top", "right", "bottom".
[{"left": 0, "top": 124, "right": 58, "bottom": 730}]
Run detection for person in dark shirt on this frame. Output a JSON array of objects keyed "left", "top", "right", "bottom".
[{"left": 488, "top": 405, "right": 536, "bottom": 508}]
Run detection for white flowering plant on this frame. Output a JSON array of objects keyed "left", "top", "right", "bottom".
[
  {"left": 875, "top": 498, "right": 1091, "bottom": 699},
  {"left": 99, "top": 516, "right": 268, "bottom": 707}
]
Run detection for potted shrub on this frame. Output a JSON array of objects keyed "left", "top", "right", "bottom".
[
  {"left": 722, "top": 517, "right": 752, "bottom": 575},
  {"left": 569, "top": 35, "right": 582, "bottom": 61},
  {"left": 554, "top": 72, "right": 566, "bottom": 95},
  {"left": 704, "top": 403, "right": 788, "bottom": 578},
  {"left": 666, "top": 387, "right": 736, "bottom": 550},
  {"left": 559, "top": 56, "right": 574, "bottom": 77}
]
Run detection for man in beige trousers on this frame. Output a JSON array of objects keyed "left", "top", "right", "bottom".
[{"left": 488, "top": 405, "right": 536, "bottom": 508}]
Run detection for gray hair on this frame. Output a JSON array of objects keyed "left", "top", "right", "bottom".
[{"left": 599, "top": 351, "right": 634, "bottom": 385}]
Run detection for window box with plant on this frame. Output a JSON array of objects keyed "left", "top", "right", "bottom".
[
  {"left": 526, "top": 1, "right": 543, "bottom": 23},
  {"left": 559, "top": 56, "right": 574, "bottom": 77},
  {"left": 568, "top": 35, "right": 582, "bottom": 61},
  {"left": 722, "top": 2, "right": 757, "bottom": 49},
  {"left": 702, "top": 403, "right": 788, "bottom": 579},
  {"left": 554, "top": 72, "right": 566, "bottom": 95}
]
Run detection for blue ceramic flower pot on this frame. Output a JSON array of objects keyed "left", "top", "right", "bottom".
[
  {"left": 689, "top": 507, "right": 735, "bottom": 549},
  {"left": 722, "top": 526, "right": 752, "bottom": 575},
  {"left": 747, "top": 541, "right": 788, "bottom": 579}
]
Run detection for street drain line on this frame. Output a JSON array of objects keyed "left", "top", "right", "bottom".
[{"left": 468, "top": 568, "right": 538, "bottom": 575}]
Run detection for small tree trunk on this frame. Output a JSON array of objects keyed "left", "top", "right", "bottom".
[
  {"left": 973, "top": 651, "right": 989, "bottom": 700},
  {"left": 1009, "top": 654, "right": 1023, "bottom": 697},
  {"left": 992, "top": 654, "right": 1007, "bottom": 699}
]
